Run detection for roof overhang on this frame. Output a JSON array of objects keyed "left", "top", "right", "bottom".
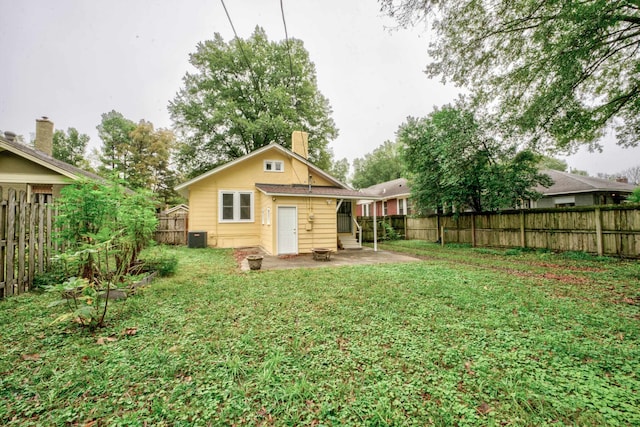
[
  {"left": 175, "top": 143, "right": 353, "bottom": 197},
  {"left": 255, "top": 184, "right": 380, "bottom": 200}
]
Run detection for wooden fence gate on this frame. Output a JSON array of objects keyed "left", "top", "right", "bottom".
[
  {"left": 155, "top": 214, "right": 187, "bottom": 245},
  {"left": 1, "top": 187, "right": 55, "bottom": 298}
]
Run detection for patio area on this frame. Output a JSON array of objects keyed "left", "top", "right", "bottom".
[{"left": 237, "top": 247, "right": 421, "bottom": 271}]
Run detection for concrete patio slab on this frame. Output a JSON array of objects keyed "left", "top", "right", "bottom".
[{"left": 239, "top": 247, "right": 421, "bottom": 271}]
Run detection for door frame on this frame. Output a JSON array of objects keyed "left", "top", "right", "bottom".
[{"left": 277, "top": 205, "right": 298, "bottom": 255}]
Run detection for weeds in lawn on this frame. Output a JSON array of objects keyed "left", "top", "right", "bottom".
[{"left": 1, "top": 245, "right": 638, "bottom": 425}]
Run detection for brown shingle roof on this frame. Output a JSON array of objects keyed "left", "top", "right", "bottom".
[
  {"left": 0, "top": 135, "right": 104, "bottom": 182},
  {"left": 361, "top": 178, "right": 410, "bottom": 199},
  {"left": 536, "top": 169, "right": 637, "bottom": 195},
  {"left": 256, "top": 184, "right": 378, "bottom": 199}
]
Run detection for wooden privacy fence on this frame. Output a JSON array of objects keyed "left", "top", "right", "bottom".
[
  {"left": 155, "top": 214, "right": 187, "bottom": 245},
  {"left": 406, "top": 205, "right": 640, "bottom": 258},
  {"left": 1, "top": 187, "right": 55, "bottom": 298},
  {"left": 357, "top": 215, "right": 407, "bottom": 242}
]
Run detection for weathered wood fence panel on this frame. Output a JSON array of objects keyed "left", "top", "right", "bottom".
[
  {"left": 1, "top": 187, "right": 55, "bottom": 298},
  {"left": 357, "top": 215, "right": 407, "bottom": 242},
  {"left": 155, "top": 214, "right": 187, "bottom": 245},
  {"left": 405, "top": 205, "right": 640, "bottom": 258}
]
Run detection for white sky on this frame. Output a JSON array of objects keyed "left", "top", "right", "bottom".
[{"left": 1, "top": 0, "right": 638, "bottom": 176}]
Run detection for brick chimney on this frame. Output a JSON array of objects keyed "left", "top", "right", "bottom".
[
  {"left": 291, "top": 131, "right": 309, "bottom": 159},
  {"left": 35, "top": 116, "right": 54, "bottom": 156},
  {"left": 616, "top": 177, "right": 629, "bottom": 183}
]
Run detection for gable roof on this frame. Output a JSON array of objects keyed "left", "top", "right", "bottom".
[
  {"left": 361, "top": 178, "right": 410, "bottom": 199},
  {"left": 161, "top": 204, "right": 189, "bottom": 215},
  {"left": 0, "top": 134, "right": 104, "bottom": 182},
  {"left": 175, "top": 142, "right": 351, "bottom": 196},
  {"left": 536, "top": 169, "right": 637, "bottom": 196}
]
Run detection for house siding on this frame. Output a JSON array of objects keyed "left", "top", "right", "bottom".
[{"left": 185, "top": 146, "right": 342, "bottom": 253}]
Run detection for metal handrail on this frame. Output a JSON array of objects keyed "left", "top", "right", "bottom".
[{"left": 352, "top": 216, "right": 362, "bottom": 247}]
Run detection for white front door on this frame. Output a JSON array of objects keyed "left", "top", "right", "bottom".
[{"left": 277, "top": 206, "right": 298, "bottom": 254}]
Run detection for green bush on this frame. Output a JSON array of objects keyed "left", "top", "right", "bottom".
[{"left": 143, "top": 253, "right": 179, "bottom": 277}]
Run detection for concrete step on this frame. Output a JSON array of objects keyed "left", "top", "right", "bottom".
[{"left": 339, "top": 235, "right": 361, "bottom": 250}]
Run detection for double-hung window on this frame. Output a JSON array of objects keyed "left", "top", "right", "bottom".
[
  {"left": 219, "top": 191, "right": 254, "bottom": 222},
  {"left": 264, "top": 160, "right": 284, "bottom": 172},
  {"left": 398, "top": 198, "right": 406, "bottom": 215}
]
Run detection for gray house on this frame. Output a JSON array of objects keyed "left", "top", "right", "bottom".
[{"left": 531, "top": 169, "right": 637, "bottom": 208}]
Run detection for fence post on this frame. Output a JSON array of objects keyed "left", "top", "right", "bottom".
[
  {"left": 520, "top": 210, "right": 526, "bottom": 248},
  {"left": 471, "top": 213, "right": 476, "bottom": 247},
  {"left": 440, "top": 225, "right": 445, "bottom": 247},
  {"left": 595, "top": 207, "right": 603, "bottom": 256},
  {"left": 6, "top": 189, "right": 16, "bottom": 296}
]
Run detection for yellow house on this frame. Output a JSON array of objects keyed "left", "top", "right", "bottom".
[
  {"left": 0, "top": 117, "right": 103, "bottom": 200},
  {"left": 176, "top": 131, "right": 376, "bottom": 255}
]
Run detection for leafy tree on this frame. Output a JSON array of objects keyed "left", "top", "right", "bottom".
[
  {"left": 128, "top": 120, "right": 174, "bottom": 191},
  {"left": 52, "top": 127, "right": 90, "bottom": 168},
  {"left": 399, "top": 105, "right": 551, "bottom": 213},
  {"left": 169, "top": 26, "right": 338, "bottom": 177},
  {"left": 351, "top": 140, "right": 404, "bottom": 189},
  {"left": 382, "top": 0, "right": 640, "bottom": 153},
  {"left": 619, "top": 165, "right": 640, "bottom": 185},
  {"left": 538, "top": 156, "right": 568, "bottom": 172},
  {"left": 628, "top": 187, "right": 640, "bottom": 203},
  {"left": 328, "top": 157, "right": 350, "bottom": 184},
  {"left": 96, "top": 110, "right": 136, "bottom": 178}
]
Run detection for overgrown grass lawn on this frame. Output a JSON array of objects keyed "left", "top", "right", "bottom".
[{"left": 1, "top": 244, "right": 639, "bottom": 426}]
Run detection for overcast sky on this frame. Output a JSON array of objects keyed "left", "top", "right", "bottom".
[{"left": 1, "top": 0, "right": 638, "bottom": 177}]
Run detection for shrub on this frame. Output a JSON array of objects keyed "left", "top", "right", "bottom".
[
  {"left": 51, "top": 180, "right": 158, "bottom": 329},
  {"left": 142, "top": 252, "right": 179, "bottom": 277}
]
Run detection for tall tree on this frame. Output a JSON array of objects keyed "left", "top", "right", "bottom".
[
  {"left": 382, "top": 0, "right": 640, "bottom": 153},
  {"left": 96, "top": 110, "right": 136, "bottom": 178},
  {"left": 169, "top": 26, "right": 338, "bottom": 178},
  {"left": 538, "top": 156, "right": 568, "bottom": 172},
  {"left": 351, "top": 140, "right": 404, "bottom": 189},
  {"left": 328, "top": 157, "right": 350, "bottom": 184},
  {"left": 52, "top": 127, "right": 90, "bottom": 168},
  {"left": 128, "top": 120, "right": 175, "bottom": 193},
  {"left": 399, "top": 105, "right": 551, "bottom": 213}
]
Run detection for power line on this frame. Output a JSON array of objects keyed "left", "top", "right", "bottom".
[
  {"left": 280, "top": 0, "right": 296, "bottom": 100},
  {"left": 219, "top": 0, "right": 263, "bottom": 99}
]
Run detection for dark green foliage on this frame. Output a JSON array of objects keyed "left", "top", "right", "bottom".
[
  {"left": 628, "top": 187, "right": 640, "bottom": 203},
  {"left": 381, "top": 0, "right": 640, "bottom": 153},
  {"left": 31, "top": 262, "right": 67, "bottom": 290},
  {"left": 52, "top": 128, "right": 90, "bottom": 168},
  {"left": 381, "top": 220, "right": 401, "bottom": 240},
  {"left": 52, "top": 180, "right": 158, "bottom": 328},
  {"left": 351, "top": 140, "right": 403, "bottom": 189},
  {"left": 141, "top": 249, "right": 179, "bottom": 277},
  {"left": 169, "top": 27, "right": 338, "bottom": 177},
  {"left": 399, "top": 104, "right": 552, "bottom": 212}
]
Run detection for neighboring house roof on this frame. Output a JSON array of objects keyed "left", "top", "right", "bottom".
[
  {"left": 161, "top": 204, "right": 189, "bottom": 215},
  {"left": 0, "top": 134, "right": 104, "bottom": 182},
  {"left": 256, "top": 184, "right": 377, "bottom": 199},
  {"left": 536, "top": 169, "right": 637, "bottom": 196},
  {"left": 175, "top": 142, "right": 351, "bottom": 196},
  {"left": 357, "top": 178, "right": 410, "bottom": 204}
]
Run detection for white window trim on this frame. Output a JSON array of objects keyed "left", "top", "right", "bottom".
[
  {"left": 363, "top": 204, "right": 370, "bottom": 217},
  {"left": 382, "top": 200, "right": 388, "bottom": 216},
  {"left": 398, "top": 198, "right": 406, "bottom": 215},
  {"left": 264, "top": 160, "right": 284, "bottom": 172},
  {"left": 219, "top": 190, "right": 254, "bottom": 223}
]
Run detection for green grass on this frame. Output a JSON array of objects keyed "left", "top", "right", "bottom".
[{"left": 1, "top": 244, "right": 639, "bottom": 426}]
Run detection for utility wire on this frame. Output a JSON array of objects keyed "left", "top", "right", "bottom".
[
  {"left": 219, "top": 0, "right": 263, "bottom": 99},
  {"left": 279, "top": 0, "right": 308, "bottom": 159}
]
